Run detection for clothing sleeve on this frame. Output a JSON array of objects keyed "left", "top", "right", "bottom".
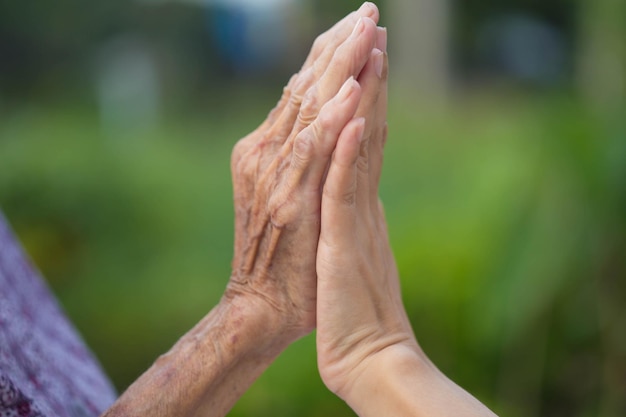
[{"left": 0, "top": 212, "right": 117, "bottom": 417}]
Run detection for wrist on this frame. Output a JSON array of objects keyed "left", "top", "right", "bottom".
[
  {"left": 337, "top": 343, "right": 426, "bottom": 404},
  {"left": 212, "top": 290, "right": 293, "bottom": 361},
  {"left": 224, "top": 271, "right": 315, "bottom": 350},
  {"left": 104, "top": 286, "right": 293, "bottom": 417},
  {"left": 340, "top": 343, "right": 431, "bottom": 415},
  {"left": 340, "top": 343, "right": 498, "bottom": 417}
]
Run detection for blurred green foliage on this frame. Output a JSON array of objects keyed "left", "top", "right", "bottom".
[
  {"left": 1, "top": 89, "right": 624, "bottom": 416},
  {"left": 1, "top": 0, "right": 625, "bottom": 415}
]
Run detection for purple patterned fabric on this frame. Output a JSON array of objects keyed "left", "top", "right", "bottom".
[{"left": 0, "top": 212, "right": 117, "bottom": 417}]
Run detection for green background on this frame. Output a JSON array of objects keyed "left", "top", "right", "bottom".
[{"left": 1, "top": 1, "right": 624, "bottom": 416}]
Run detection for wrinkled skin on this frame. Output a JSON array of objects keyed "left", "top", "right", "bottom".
[
  {"left": 101, "top": 3, "right": 497, "bottom": 416},
  {"left": 226, "top": 4, "right": 385, "bottom": 343},
  {"left": 101, "top": 5, "right": 390, "bottom": 417}
]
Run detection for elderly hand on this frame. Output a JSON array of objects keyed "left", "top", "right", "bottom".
[
  {"left": 226, "top": 3, "right": 383, "bottom": 348},
  {"left": 102, "top": 5, "right": 391, "bottom": 417}
]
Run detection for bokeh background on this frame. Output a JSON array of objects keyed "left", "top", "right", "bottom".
[{"left": 1, "top": 0, "right": 625, "bottom": 415}]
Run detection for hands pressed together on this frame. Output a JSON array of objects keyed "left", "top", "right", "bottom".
[{"left": 103, "top": 3, "right": 497, "bottom": 416}]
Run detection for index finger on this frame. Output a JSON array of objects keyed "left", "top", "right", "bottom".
[{"left": 301, "top": 2, "right": 380, "bottom": 73}]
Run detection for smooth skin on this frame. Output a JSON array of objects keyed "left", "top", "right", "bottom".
[{"left": 315, "top": 38, "right": 498, "bottom": 417}]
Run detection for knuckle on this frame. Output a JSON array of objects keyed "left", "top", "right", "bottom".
[
  {"left": 311, "top": 34, "right": 327, "bottom": 56},
  {"left": 267, "top": 192, "right": 280, "bottom": 214},
  {"left": 231, "top": 139, "right": 247, "bottom": 167},
  {"left": 286, "top": 72, "right": 299, "bottom": 91},
  {"left": 330, "top": 44, "right": 351, "bottom": 72},
  {"left": 289, "top": 90, "right": 304, "bottom": 108},
  {"left": 341, "top": 191, "right": 356, "bottom": 206},
  {"left": 279, "top": 73, "right": 297, "bottom": 104},
  {"left": 268, "top": 191, "right": 297, "bottom": 227},
  {"left": 290, "top": 68, "right": 314, "bottom": 108},
  {"left": 293, "top": 130, "right": 314, "bottom": 163},
  {"left": 356, "top": 153, "right": 369, "bottom": 174},
  {"left": 241, "top": 157, "right": 256, "bottom": 180},
  {"left": 317, "top": 106, "right": 335, "bottom": 133},
  {"left": 235, "top": 144, "right": 261, "bottom": 180},
  {"left": 324, "top": 184, "right": 356, "bottom": 207},
  {"left": 370, "top": 126, "right": 385, "bottom": 151},
  {"left": 267, "top": 76, "right": 296, "bottom": 122},
  {"left": 297, "top": 87, "right": 320, "bottom": 127}
]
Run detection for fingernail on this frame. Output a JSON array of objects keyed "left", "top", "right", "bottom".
[
  {"left": 338, "top": 76, "right": 356, "bottom": 101},
  {"left": 376, "top": 27, "right": 387, "bottom": 52},
  {"left": 359, "top": 2, "right": 376, "bottom": 17},
  {"left": 373, "top": 49, "right": 384, "bottom": 78},
  {"left": 352, "top": 17, "right": 365, "bottom": 37}
]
